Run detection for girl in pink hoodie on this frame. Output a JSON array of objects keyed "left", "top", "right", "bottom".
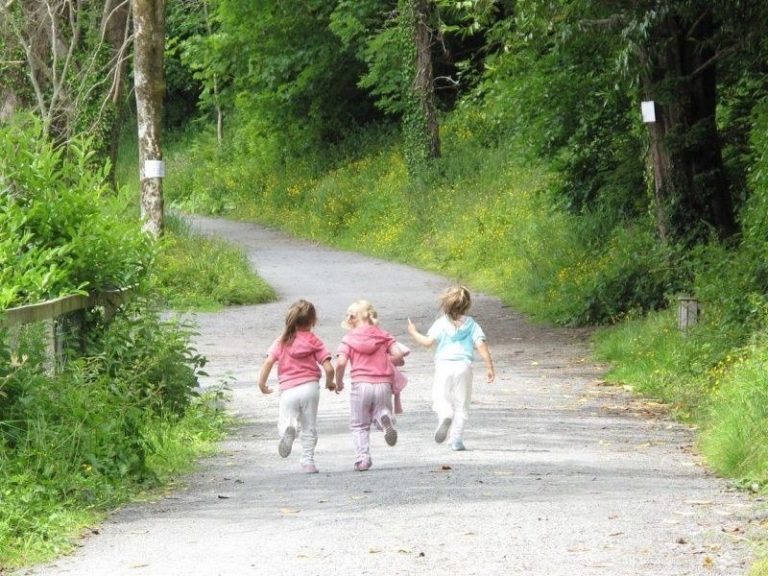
[
  {"left": 335, "top": 300, "right": 405, "bottom": 471},
  {"left": 258, "top": 300, "right": 334, "bottom": 473}
]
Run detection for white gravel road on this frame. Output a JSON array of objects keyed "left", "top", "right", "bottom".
[{"left": 18, "top": 216, "right": 762, "bottom": 576}]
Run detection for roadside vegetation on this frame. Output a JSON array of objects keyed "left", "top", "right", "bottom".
[
  {"left": 0, "top": 117, "right": 270, "bottom": 568},
  {"left": 3, "top": 0, "right": 768, "bottom": 570},
  {"left": 160, "top": 2, "right": 768, "bottom": 502}
]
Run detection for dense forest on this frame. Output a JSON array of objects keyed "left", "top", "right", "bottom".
[{"left": 1, "top": 0, "right": 767, "bottom": 568}]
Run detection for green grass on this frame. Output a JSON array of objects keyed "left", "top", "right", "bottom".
[
  {"left": 115, "top": 126, "right": 276, "bottom": 312},
  {"left": 153, "top": 215, "right": 275, "bottom": 311},
  {"left": 0, "top": 390, "right": 229, "bottom": 569},
  {"left": 163, "top": 110, "right": 768, "bottom": 494}
]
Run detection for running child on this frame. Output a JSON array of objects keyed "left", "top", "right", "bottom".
[
  {"left": 407, "top": 285, "right": 495, "bottom": 451},
  {"left": 335, "top": 300, "right": 405, "bottom": 471},
  {"left": 258, "top": 299, "right": 334, "bottom": 473}
]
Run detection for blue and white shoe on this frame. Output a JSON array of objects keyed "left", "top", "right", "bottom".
[{"left": 451, "top": 439, "right": 466, "bottom": 451}]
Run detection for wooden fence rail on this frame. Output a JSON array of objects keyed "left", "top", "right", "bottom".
[{"left": 0, "top": 288, "right": 134, "bottom": 369}]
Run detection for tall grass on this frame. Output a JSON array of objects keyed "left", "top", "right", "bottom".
[{"left": 164, "top": 110, "right": 768, "bottom": 493}]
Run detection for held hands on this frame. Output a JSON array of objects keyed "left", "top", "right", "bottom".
[
  {"left": 325, "top": 378, "right": 336, "bottom": 391},
  {"left": 335, "top": 379, "right": 344, "bottom": 394}
]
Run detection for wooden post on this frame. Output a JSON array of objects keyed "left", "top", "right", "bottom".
[{"left": 677, "top": 296, "right": 699, "bottom": 332}]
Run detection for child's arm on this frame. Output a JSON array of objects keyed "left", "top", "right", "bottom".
[
  {"left": 476, "top": 341, "right": 495, "bottom": 383},
  {"left": 322, "top": 358, "right": 335, "bottom": 390},
  {"left": 388, "top": 342, "right": 406, "bottom": 366},
  {"left": 334, "top": 354, "right": 347, "bottom": 394},
  {"left": 257, "top": 356, "right": 277, "bottom": 394},
  {"left": 407, "top": 318, "right": 435, "bottom": 348}
]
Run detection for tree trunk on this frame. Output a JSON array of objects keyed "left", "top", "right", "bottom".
[
  {"left": 103, "top": 0, "right": 132, "bottom": 190},
  {"left": 400, "top": 0, "right": 440, "bottom": 174},
  {"left": 413, "top": 0, "right": 440, "bottom": 159},
  {"left": 132, "top": 0, "right": 166, "bottom": 237},
  {"left": 642, "top": 10, "right": 736, "bottom": 244}
]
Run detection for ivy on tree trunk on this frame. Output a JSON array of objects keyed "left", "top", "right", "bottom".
[{"left": 399, "top": 0, "right": 440, "bottom": 176}]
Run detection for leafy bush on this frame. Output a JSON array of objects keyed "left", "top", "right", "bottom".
[
  {"left": 0, "top": 114, "right": 151, "bottom": 309},
  {"left": 0, "top": 300, "right": 223, "bottom": 567}
]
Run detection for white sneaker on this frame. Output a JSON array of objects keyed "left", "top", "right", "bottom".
[
  {"left": 278, "top": 426, "right": 296, "bottom": 458},
  {"left": 434, "top": 418, "right": 452, "bottom": 444}
]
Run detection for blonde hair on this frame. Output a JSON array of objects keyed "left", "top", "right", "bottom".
[
  {"left": 342, "top": 299, "right": 378, "bottom": 328},
  {"left": 281, "top": 299, "right": 317, "bottom": 344},
  {"left": 439, "top": 285, "right": 472, "bottom": 320}
]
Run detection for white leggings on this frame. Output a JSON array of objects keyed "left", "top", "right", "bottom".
[
  {"left": 432, "top": 360, "right": 473, "bottom": 442},
  {"left": 278, "top": 381, "right": 320, "bottom": 465}
]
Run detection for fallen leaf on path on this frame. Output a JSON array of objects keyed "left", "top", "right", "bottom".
[
  {"left": 441, "top": 465, "right": 452, "bottom": 471},
  {"left": 280, "top": 507, "right": 301, "bottom": 515},
  {"left": 369, "top": 549, "right": 382, "bottom": 554},
  {"left": 684, "top": 500, "right": 713, "bottom": 506},
  {"left": 130, "top": 564, "right": 150, "bottom": 569},
  {"left": 609, "top": 532, "right": 623, "bottom": 537},
  {"left": 702, "top": 556, "right": 714, "bottom": 568},
  {"left": 217, "top": 494, "right": 231, "bottom": 499}
]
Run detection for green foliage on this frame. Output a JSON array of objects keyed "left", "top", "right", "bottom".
[
  {"left": 0, "top": 300, "right": 226, "bottom": 568},
  {"left": 153, "top": 215, "right": 276, "bottom": 311},
  {"left": 0, "top": 114, "right": 151, "bottom": 309},
  {"left": 165, "top": 0, "right": 208, "bottom": 128},
  {"left": 700, "top": 337, "right": 768, "bottom": 485}
]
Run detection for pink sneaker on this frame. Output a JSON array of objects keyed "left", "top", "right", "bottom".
[
  {"left": 354, "top": 457, "right": 372, "bottom": 471},
  {"left": 301, "top": 463, "right": 319, "bottom": 474}
]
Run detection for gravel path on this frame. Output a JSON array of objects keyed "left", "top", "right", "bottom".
[{"left": 19, "top": 216, "right": 760, "bottom": 576}]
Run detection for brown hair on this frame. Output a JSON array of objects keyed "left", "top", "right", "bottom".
[
  {"left": 439, "top": 285, "right": 471, "bottom": 320},
  {"left": 281, "top": 299, "right": 317, "bottom": 344}
]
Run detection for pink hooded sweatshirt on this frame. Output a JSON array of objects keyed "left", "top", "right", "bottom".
[
  {"left": 267, "top": 330, "right": 331, "bottom": 391},
  {"left": 337, "top": 325, "right": 397, "bottom": 384}
]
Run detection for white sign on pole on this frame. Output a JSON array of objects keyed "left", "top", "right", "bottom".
[
  {"left": 144, "top": 160, "right": 165, "bottom": 178},
  {"left": 641, "top": 101, "right": 656, "bottom": 123}
]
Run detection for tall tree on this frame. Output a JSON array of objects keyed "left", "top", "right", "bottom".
[
  {"left": 132, "top": 0, "right": 166, "bottom": 236},
  {"left": 638, "top": 4, "right": 736, "bottom": 243},
  {"left": 400, "top": 0, "right": 440, "bottom": 173},
  {"left": 0, "top": 0, "right": 129, "bottom": 143}
]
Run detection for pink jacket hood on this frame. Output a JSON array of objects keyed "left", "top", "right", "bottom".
[{"left": 341, "top": 325, "right": 393, "bottom": 354}]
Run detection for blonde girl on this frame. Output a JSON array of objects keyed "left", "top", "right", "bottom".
[
  {"left": 407, "top": 286, "right": 495, "bottom": 451},
  {"left": 335, "top": 300, "right": 405, "bottom": 471},
  {"left": 258, "top": 299, "right": 334, "bottom": 473}
]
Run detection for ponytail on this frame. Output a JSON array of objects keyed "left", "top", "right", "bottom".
[{"left": 281, "top": 299, "right": 317, "bottom": 344}]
